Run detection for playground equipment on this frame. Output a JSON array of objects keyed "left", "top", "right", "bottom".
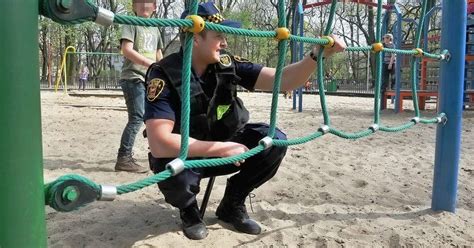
[
  {"left": 54, "top": 46, "right": 123, "bottom": 93},
  {"left": 1, "top": 2, "right": 46, "bottom": 247},
  {"left": 383, "top": 2, "right": 474, "bottom": 112},
  {"left": 0, "top": 0, "right": 466, "bottom": 247},
  {"left": 383, "top": 49, "right": 440, "bottom": 112},
  {"left": 381, "top": 3, "right": 422, "bottom": 112},
  {"left": 54, "top": 46, "right": 75, "bottom": 93},
  {"left": 296, "top": 0, "right": 406, "bottom": 112},
  {"left": 465, "top": 0, "right": 474, "bottom": 108},
  {"left": 290, "top": 1, "right": 304, "bottom": 112}
]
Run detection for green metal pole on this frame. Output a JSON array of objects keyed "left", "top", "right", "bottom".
[{"left": 0, "top": 0, "right": 47, "bottom": 247}]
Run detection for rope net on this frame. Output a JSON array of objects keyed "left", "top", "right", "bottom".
[{"left": 44, "top": 0, "right": 448, "bottom": 211}]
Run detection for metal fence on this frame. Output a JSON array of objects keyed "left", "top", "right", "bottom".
[
  {"left": 42, "top": 75, "right": 425, "bottom": 97},
  {"left": 304, "top": 78, "right": 374, "bottom": 96},
  {"left": 40, "top": 71, "right": 122, "bottom": 90}
]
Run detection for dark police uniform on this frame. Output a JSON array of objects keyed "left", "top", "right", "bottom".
[{"left": 144, "top": 50, "right": 287, "bottom": 209}]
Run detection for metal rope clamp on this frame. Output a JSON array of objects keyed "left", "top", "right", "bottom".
[
  {"left": 411, "top": 117, "right": 421, "bottom": 124},
  {"left": 440, "top": 50, "right": 451, "bottom": 62},
  {"left": 99, "top": 185, "right": 117, "bottom": 201},
  {"left": 369, "top": 124, "right": 379, "bottom": 132},
  {"left": 259, "top": 136, "right": 273, "bottom": 150},
  {"left": 95, "top": 8, "right": 115, "bottom": 27},
  {"left": 318, "top": 125, "right": 330, "bottom": 134},
  {"left": 166, "top": 158, "right": 185, "bottom": 176},
  {"left": 437, "top": 115, "right": 448, "bottom": 125}
]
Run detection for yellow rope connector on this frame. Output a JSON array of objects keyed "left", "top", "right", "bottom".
[
  {"left": 321, "top": 36, "right": 335, "bottom": 48},
  {"left": 185, "top": 15, "right": 205, "bottom": 34},
  {"left": 275, "top": 28, "right": 290, "bottom": 40},
  {"left": 372, "top": 42, "right": 384, "bottom": 52},
  {"left": 414, "top": 48, "right": 424, "bottom": 57}
]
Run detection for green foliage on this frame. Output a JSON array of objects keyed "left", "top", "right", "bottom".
[{"left": 43, "top": 0, "right": 435, "bottom": 84}]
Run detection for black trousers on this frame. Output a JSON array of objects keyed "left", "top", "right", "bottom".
[
  {"left": 149, "top": 123, "right": 288, "bottom": 209},
  {"left": 382, "top": 63, "right": 396, "bottom": 92}
]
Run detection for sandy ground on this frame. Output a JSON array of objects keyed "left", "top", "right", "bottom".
[{"left": 42, "top": 90, "right": 474, "bottom": 247}]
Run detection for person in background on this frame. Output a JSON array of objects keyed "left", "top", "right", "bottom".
[
  {"left": 382, "top": 33, "right": 396, "bottom": 93},
  {"left": 78, "top": 65, "right": 89, "bottom": 91},
  {"left": 115, "top": 0, "right": 164, "bottom": 173}
]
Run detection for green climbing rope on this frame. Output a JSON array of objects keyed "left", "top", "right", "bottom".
[{"left": 43, "top": 0, "right": 447, "bottom": 211}]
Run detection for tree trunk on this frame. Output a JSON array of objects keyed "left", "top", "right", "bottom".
[
  {"left": 64, "top": 34, "right": 76, "bottom": 88},
  {"left": 367, "top": 6, "right": 376, "bottom": 83}
]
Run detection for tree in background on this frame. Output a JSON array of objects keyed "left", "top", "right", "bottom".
[{"left": 39, "top": 0, "right": 442, "bottom": 89}]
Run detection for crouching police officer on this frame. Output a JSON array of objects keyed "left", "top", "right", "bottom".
[{"left": 144, "top": 2, "right": 346, "bottom": 240}]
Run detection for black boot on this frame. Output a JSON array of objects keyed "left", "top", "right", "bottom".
[
  {"left": 216, "top": 180, "right": 261, "bottom": 235},
  {"left": 180, "top": 201, "right": 208, "bottom": 240}
]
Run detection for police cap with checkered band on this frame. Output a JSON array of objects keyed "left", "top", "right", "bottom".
[{"left": 180, "top": 2, "right": 241, "bottom": 28}]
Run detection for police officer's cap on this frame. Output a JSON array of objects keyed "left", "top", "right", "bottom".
[{"left": 180, "top": 2, "right": 241, "bottom": 28}]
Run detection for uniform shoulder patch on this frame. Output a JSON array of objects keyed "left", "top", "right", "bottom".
[
  {"left": 233, "top": 55, "right": 250, "bottom": 63},
  {"left": 219, "top": 54, "right": 232, "bottom": 67},
  {"left": 147, "top": 78, "right": 165, "bottom": 102}
]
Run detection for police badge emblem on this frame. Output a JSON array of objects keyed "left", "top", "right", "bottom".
[
  {"left": 219, "top": 54, "right": 232, "bottom": 67},
  {"left": 147, "top": 78, "right": 165, "bottom": 102}
]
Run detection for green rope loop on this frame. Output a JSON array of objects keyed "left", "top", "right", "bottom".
[
  {"left": 40, "top": 0, "right": 98, "bottom": 25},
  {"left": 44, "top": 174, "right": 100, "bottom": 210}
]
